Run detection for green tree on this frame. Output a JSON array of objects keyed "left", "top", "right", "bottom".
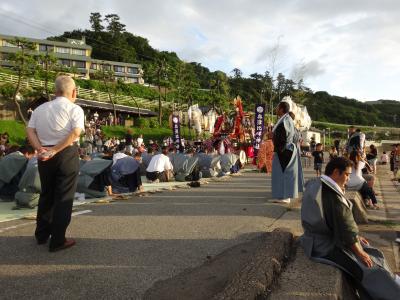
[
  {"left": 210, "top": 71, "right": 230, "bottom": 110},
  {"left": 89, "top": 12, "right": 104, "bottom": 32},
  {"left": 92, "top": 63, "right": 117, "bottom": 125},
  {"left": 36, "top": 49, "right": 59, "bottom": 101},
  {"left": 8, "top": 38, "right": 37, "bottom": 125},
  {"left": 105, "top": 14, "right": 126, "bottom": 36}
]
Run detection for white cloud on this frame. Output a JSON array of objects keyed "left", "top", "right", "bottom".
[{"left": 0, "top": 0, "right": 399, "bottom": 100}]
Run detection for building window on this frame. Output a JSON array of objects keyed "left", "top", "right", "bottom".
[
  {"left": 90, "top": 63, "right": 97, "bottom": 70},
  {"left": 39, "top": 44, "right": 54, "bottom": 52},
  {"left": 58, "top": 59, "right": 71, "bottom": 67},
  {"left": 2, "top": 40, "right": 17, "bottom": 48},
  {"left": 102, "top": 64, "right": 111, "bottom": 71},
  {"left": 55, "top": 47, "right": 70, "bottom": 54},
  {"left": 127, "top": 67, "right": 138, "bottom": 74},
  {"left": 1, "top": 53, "right": 11, "bottom": 61},
  {"left": 114, "top": 65, "right": 125, "bottom": 73},
  {"left": 71, "top": 48, "right": 86, "bottom": 56},
  {"left": 126, "top": 77, "right": 138, "bottom": 83},
  {"left": 73, "top": 60, "right": 86, "bottom": 68}
]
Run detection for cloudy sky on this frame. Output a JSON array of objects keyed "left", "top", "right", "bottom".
[{"left": 0, "top": 0, "right": 399, "bottom": 101}]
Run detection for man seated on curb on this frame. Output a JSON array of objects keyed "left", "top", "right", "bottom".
[
  {"left": 300, "top": 157, "right": 400, "bottom": 299},
  {"left": 146, "top": 146, "right": 173, "bottom": 182}
]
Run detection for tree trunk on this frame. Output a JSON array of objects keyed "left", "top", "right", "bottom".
[
  {"left": 108, "top": 91, "right": 117, "bottom": 126},
  {"left": 45, "top": 58, "right": 51, "bottom": 101},
  {"left": 131, "top": 96, "right": 141, "bottom": 118},
  {"left": 103, "top": 77, "right": 117, "bottom": 126},
  {"left": 158, "top": 72, "right": 162, "bottom": 126},
  {"left": 13, "top": 72, "right": 27, "bottom": 125}
]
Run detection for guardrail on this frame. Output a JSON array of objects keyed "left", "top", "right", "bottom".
[{"left": 0, "top": 72, "right": 187, "bottom": 110}]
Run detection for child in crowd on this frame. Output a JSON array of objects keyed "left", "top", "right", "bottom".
[{"left": 312, "top": 143, "right": 324, "bottom": 177}]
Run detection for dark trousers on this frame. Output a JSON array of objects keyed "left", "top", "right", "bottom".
[
  {"left": 277, "top": 149, "right": 293, "bottom": 172},
  {"left": 360, "top": 181, "right": 378, "bottom": 205},
  {"left": 146, "top": 171, "right": 167, "bottom": 182},
  {"left": 35, "top": 146, "right": 79, "bottom": 249},
  {"left": 120, "top": 170, "right": 142, "bottom": 192}
]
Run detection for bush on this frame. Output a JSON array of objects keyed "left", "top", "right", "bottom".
[
  {"left": 136, "top": 118, "right": 149, "bottom": 128},
  {"left": 161, "top": 119, "right": 170, "bottom": 128},
  {"left": 149, "top": 118, "right": 159, "bottom": 128}
]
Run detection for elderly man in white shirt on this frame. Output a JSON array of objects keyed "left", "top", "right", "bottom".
[
  {"left": 27, "top": 75, "right": 84, "bottom": 252},
  {"left": 146, "top": 146, "right": 173, "bottom": 182}
]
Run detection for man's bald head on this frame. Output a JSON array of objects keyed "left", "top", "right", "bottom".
[{"left": 55, "top": 75, "right": 77, "bottom": 101}]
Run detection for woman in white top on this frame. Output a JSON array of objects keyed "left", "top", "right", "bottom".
[{"left": 347, "top": 150, "right": 379, "bottom": 209}]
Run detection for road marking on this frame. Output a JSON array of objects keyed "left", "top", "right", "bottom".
[
  {"left": 113, "top": 202, "right": 271, "bottom": 206},
  {"left": 0, "top": 210, "right": 92, "bottom": 234}
]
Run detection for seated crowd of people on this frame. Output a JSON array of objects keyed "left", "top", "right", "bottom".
[{"left": 0, "top": 131, "right": 243, "bottom": 209}]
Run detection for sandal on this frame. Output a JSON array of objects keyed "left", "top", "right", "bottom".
[{"left": 373, "top": 204, "right": 380, "bottom": 210}]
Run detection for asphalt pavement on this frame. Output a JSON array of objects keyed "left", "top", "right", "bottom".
[{"left": 0, "top": 171, "right": 301, "bottom": 300}]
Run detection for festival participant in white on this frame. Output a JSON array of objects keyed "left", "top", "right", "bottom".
[
  {"left": 27, "top": 75, "right": 84, "bottom": 252},
  {"left": 146, "top": 146, "right": 173, "bottom": 182},
  {"left": 271, "top": 101, "right": 302, "bottom": 203}
]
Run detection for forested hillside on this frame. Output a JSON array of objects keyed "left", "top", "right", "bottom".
[{"left": 47, "top": 13, "right": 400, "bottom": 127}]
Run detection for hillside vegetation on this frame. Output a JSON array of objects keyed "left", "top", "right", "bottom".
[{"left": 1, "top": 13, "right": 399, "bottom": 128}]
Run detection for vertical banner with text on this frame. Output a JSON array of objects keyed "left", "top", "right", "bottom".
[
  {"left": 253, "top": 104, "right": 265, "bottom": 156},
  {"left": 172, "top": 115, "right": 182, "bottom": 151}
]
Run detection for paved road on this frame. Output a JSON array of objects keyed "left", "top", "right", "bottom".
[{"left": 0, "top": 171, "right": 304, "bottom": 299}]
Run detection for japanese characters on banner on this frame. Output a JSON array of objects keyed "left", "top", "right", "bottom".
[
  {"left": 172, "top": 115, "right": 182, "bottom": 151},
  {"left": 253, "top": 104, "right": 265, "bottom": 155}
]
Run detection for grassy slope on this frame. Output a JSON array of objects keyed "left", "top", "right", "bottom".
[{"left": 0, "top": 120, "right": 26, "bottom": 145}]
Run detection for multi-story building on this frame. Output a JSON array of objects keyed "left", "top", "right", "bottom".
[{"left": 0, "top": 33, "right": 144, "bottom": 84}]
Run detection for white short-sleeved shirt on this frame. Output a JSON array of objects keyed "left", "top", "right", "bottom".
[
  {"left": 146, "top": 154, "right": 173, "bottom": 173},
  {"left": 28, "top": 97, "right": 84, "bottom": 145}
]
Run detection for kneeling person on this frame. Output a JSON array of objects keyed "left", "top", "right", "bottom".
[{"left": 146, "top": 146, "right": 173, "bottom": 182}]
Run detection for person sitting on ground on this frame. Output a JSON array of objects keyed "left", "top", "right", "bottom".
[
  {"left": 380, "top": 151, "right": 389, "bottom": 165},
  {"left": 173, "top": 148, "right": 202, "bottom": 182},
  {"left": 347, "top": 150, "right": 379, "bottom": 209},
  {"left": 312, "top": 143, "right": 324, "bottom": 177},
  {"left": 112, "top": 143, "right": 127, "bottom": 165},
  {"left": 14, "top": 146, "right": 41, "bottom": 209},
  {"left": 76, "top": 156, "right": 114, "bottom": 198},
  {"left": 146, "top": 146, "right": 173, "bottom": 182},
  {"left": 111, "top": 153, "right": 143, "bottom": 193},
  {"left": 0, "top": 145, "right": 35, "bottom": 200},
  {"left": 300, "top": 157, "right": 400, "bottom": 299}
]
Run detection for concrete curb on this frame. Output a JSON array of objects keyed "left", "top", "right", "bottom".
[
  {"left": 268, "top": 245, "right": 357, "bottom": 300},
  {"left": 143, "top": 229, "right": 293, "bottom": 300}
]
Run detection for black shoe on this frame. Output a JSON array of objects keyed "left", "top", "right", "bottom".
[
  {"left": 37, "top": 238, "right": 48, "bottom": 245},
  {"left": 36, "top": 235, "right": 49, "bottom": 245},
  {"left": 49, "top": 238, "right": 76, "bottom": 252}
]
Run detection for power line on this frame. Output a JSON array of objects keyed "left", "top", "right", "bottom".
[{"left": 0, "top": 9, "right": 159, "bottom": 63}]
